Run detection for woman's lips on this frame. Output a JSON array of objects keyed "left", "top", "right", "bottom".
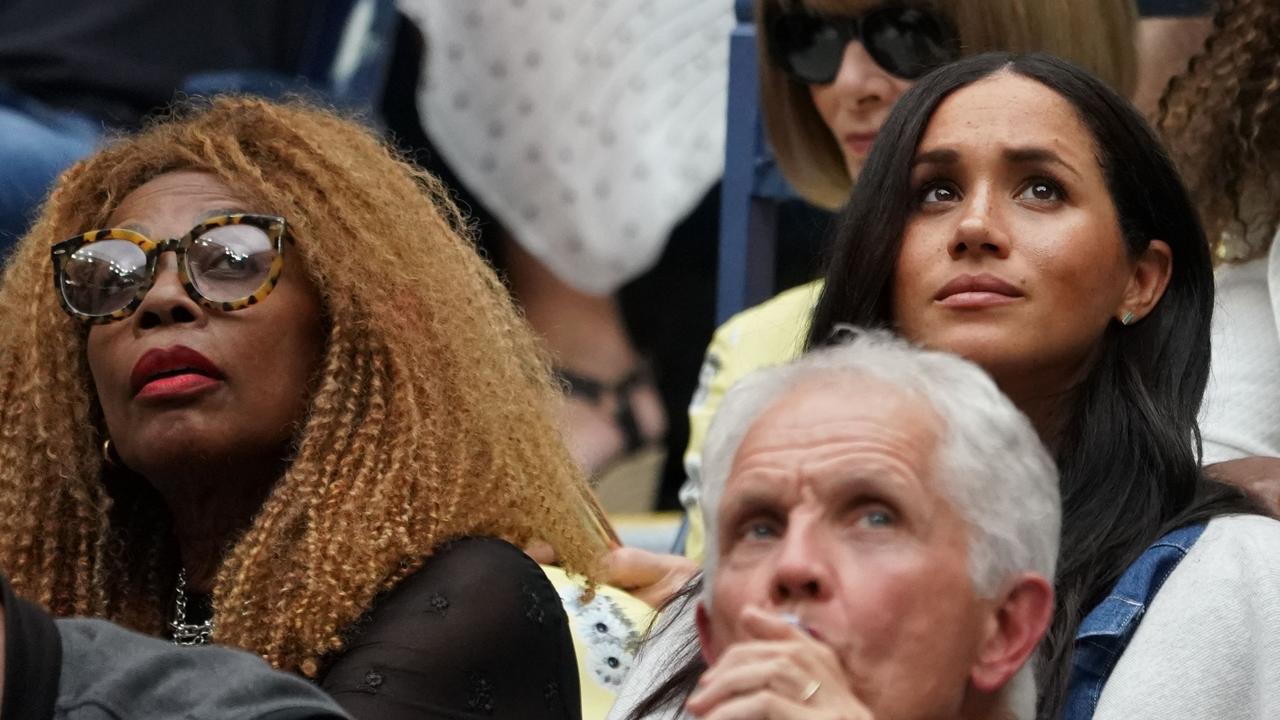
[
  {"left": 135, "top": 373, "right": 222, "bottom": 400},
  {"left": 130, "top": 345, "right": 225, "bottom": 400},
  {"left": 934, "top": 273, "right": 1025, "bottom": 309},
  {"left": 843, "top": 133, "right": 878, "bottom": 156}
]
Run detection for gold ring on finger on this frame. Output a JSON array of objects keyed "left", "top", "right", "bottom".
[{"left": 800, "top": 679, "right": 821, "bottom": 703}]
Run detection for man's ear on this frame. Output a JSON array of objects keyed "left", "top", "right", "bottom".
[
  {"left": 1117, "top": 239, "right": 1173, "bottom": 324},
  {"left": 970, "top": 573, "right": 1054, "bottom": 693},
  {"left": 695, "top": 601, "right": 722, "bottom": 665}
]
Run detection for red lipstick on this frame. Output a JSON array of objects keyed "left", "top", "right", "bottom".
[
  {"left": 934, "top": 273, "right": 1025, "bottom": 309},
  {"left": 130, "top": 346, "right": 225, "bottom": 400}
]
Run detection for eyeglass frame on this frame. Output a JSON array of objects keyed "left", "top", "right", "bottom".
[
  {"left": 768, "top": 4, "right": 961, "bottom": 84},
  {"left": 51, "top": 213, "right": 290, "bottom": 325}
]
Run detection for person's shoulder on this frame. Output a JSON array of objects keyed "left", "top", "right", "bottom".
[
  {"left": 386, "top": 536, "right": 552, "bottom": 610},
  {"left": 687, "top": 280, "right": 823, "bottom": 475},
  {"left": 318, "top": 537, "right": 578, "bottom": 718},
  {"left": 700, "top": 280, "right": 822, "bottom": 398},
  {"left": 1094, "top": 514, "right": 1280, "bottom": 717},
  {"left": 1150, "top": 514, "right": 1280, "bottom": 616},
  {"left": 428, "top": 535, "right": 539, "bottom": 573},
  {"left": 715, "top": 280, "right": 823, "bottom": 348},
  {"left": 327, "top": 535, "right": 569, "bottom": 672},
  {"left": 1187, "top": 515, "right": 1280, "bottom": 581},
  {"left": 56, "top": 618, "right": 348, "bottom": 720},
  {"left": 1125, "top": 515, "right": 1280, "bottom": 631}
]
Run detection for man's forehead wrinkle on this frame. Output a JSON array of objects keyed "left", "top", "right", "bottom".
[
  {"left": 734, "top": 411, "right": 940, "bottom": 477},
  {"left": 740, "top": 415, "right": 924, "bottom": 452},
  {"left": 729, "top": 435, "right": 933, "bottom": 498},
  {"left": 732, "top": 433, "right": 926, "bottom": 475}
]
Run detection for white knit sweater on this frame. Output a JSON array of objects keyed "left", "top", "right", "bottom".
[
  {"left": 1200, "top": 235, "right": 1280, "bottom": 463},
  {"left": 1095, "top": 514, "right": 1280, "bottom": 718}
]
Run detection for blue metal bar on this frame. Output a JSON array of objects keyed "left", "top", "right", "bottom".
[{"left": 716, "top": 3, "right": 778, "bottom": 325}]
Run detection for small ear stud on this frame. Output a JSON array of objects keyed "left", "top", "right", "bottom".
[{"left": 1120, "top": 311, "right": 1136, "bottom": 326}]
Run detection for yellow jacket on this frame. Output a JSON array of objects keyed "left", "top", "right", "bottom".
[{"left": 680, "top": 280, "right": 822, "bottom": 560}]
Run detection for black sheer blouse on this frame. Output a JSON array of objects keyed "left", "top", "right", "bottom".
[{"left": 319, "top": 537, "right": 581, "bottom": 719}]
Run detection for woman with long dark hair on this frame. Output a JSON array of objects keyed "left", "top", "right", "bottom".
[
  {"left": 626, "top": 51, "right": 1280, "bottom": 720},
  {"left": 806, "top": 51, "right": 1279, "bottom": 719},
  {"left": 681, "top": 0, "right": 1138, "bottom": 564}
]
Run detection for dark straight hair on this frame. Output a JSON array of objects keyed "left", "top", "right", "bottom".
[{"left": 807, "top": 52, "right": 1261, "bottom": 718}]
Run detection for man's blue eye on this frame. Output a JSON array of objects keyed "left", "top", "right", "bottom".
[
  {"left": 862, "top": 510, "right": 894, "bottom": 528},
  {"left": 748, "top": 522, "right": 778, "bottom": 539}
]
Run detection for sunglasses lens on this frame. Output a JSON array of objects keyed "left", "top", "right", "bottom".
[
  {"left": 774, "top": 14, "right": 846, "bottom": 84},
  {"left": 61, "top": 240, "right": 148, "bottom": 317},
  {"left": 864, "top": 7, "right": 958, "bottom": 79},
  {"left": 187, "top": 224, "right": 277, "bottom": 303}
]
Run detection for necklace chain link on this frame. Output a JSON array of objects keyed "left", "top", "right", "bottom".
[{"left": 169, "top": 568, "right": 214, "bottom": 646}]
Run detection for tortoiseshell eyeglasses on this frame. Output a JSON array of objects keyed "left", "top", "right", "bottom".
[{"left": 51, "top": 214, "right": 288, "bottom": 324}]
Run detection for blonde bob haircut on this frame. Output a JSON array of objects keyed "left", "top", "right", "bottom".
[
  {"left": 757, "top": 0, "right": 1139, "bottom": 209},
  {"left": 0, "top": 97, "right": 607, "bottom": 674}
]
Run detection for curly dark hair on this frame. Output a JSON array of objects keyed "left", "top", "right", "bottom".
[{"left": 1159, "top": 0, "right": 1280, "bottom": 263}]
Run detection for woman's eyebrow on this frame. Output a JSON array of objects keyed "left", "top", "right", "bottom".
[
  {"left": 911, "top": 146, "right": 1083, "bottom": 181},
  {"left": 912, "top": 148, "right": 959, "bottom": 167},
  {"left": 196, "top": 207, "right": 247, "bottom": 222},
  {"left": 1002, "top": 146, "right": 1082, "bottom": 179},
  {"left": 111, "top": 208, "right": 245, "bottom": 236}
]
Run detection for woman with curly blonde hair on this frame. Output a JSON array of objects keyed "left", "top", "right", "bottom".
[
  {"left": 0, "top": 95, "right": 608, "bottom": 718},
  {"left": 1158, "top": 0, "right": 1280, "bottom": 495},
  {"left": 1160, "top": 0, "right": 1279, "bottom": 264}
]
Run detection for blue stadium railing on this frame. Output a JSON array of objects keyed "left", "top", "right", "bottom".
[
  {"left": 715, "top": 0, "right": 799, "bottom": 325},
  {"left": 674, "top": 0, "right": 802, "bottom": 554}
]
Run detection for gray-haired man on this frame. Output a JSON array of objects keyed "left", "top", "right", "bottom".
[{"left": 689, "top": 331, "right": 1060, "bottom": 720}]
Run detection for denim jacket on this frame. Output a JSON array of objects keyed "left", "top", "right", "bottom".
[{"left": 1062, "top": 523, "right": 1207, "bottom": 720}]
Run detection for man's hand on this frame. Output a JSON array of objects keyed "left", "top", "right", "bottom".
[
  {"left": 524, "top": 542, "right": 698, "bottom": 609},
  {"left": 686, "top": 607, "right": 872, "bottom": 719},
  {"left": 604, "top": 547, "right": 699, "bottom": 608},
  {"left": 1206, "top": 456, "right": 1280, "bottom": 515},
  {"left": 524, "top": 540, "right": 558, "bottom": 565}
]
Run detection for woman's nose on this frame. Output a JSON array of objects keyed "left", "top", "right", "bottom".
[
  {"left": 947, "top": 192, "right": 1012, "bottom": 260},
  {"left": 829, "top": 41, "right": 894, "bottom": 109},
  {"left": 133, "top": 252, "right": 203, "bottom": 329}
]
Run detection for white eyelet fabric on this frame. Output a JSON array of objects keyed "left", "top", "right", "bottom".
[{"left": 400, "top": 0, "right": 734, "bottom": 294}]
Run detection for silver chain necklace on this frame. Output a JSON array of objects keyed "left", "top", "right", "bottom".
[{"left": 169, "top": 569, "right": 214, "bottom": 646}]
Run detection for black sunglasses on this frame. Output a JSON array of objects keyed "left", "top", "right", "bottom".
[{"left": 770, "top": 5, "right": 960, "bottom": 83}]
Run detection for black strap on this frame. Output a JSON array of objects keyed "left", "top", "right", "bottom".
[
  {"left": 0, "top": 573, "right": 61, "bottom": 720},
  {"left": 555, "top": 365, "right": 653, "bottom": 454}
]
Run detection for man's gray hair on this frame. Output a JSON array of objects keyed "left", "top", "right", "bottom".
[{"left": 698, "top": 330, "right": 1060, "bottom": 720}]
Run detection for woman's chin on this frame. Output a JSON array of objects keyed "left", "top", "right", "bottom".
[
  {"left": 909, "top": 324, "right": 1025, "bottom": 371},
  {"left": 116, "top": 430, "right": 237, "bottom": 477}
]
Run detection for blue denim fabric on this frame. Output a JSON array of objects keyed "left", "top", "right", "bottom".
[
  {"left": 1062, "top": 522, "right": 1207, "bottom": 720},
  {"left": 0, "top": 85, "right": 102, "bottom": 257}
]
